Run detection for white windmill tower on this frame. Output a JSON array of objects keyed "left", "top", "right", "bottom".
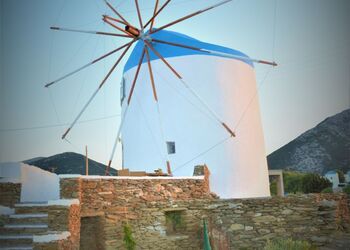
[{"left": 46, "top": 0, "right": 277, "bottom": 198}]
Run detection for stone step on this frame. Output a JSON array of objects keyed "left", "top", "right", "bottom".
[
  {"left": 0, "top": 224, "right": 48, "bottom": 235},
  {"left": 9, "top": 214, "right": 48, "bottom": 225},
  {"left": 14, "top": 203, "right": 49, "bottom": 214},
  {"left": 0, "top": 235, "right": 33, "bottom": 247}
]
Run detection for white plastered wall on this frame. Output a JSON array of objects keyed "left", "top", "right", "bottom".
[
  {"left": 0, "top": 162, "right": 59, "bottom": 202},
  {"left": 121, "top": 55, "right": 270, "bottom": 198}
]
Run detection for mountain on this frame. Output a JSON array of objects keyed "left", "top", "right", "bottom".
[
  {"left": 267, "top": 109, "right": 350, "bottom": 174},
  {"left": 23, "top": 152, "right": 117, "bottom": 175},
  {"left": 24, "top": 157, "right": 45, "bottom": 165}
]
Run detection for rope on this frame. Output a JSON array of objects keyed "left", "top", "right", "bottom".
[
  {"left": 47, "top": 0, "right": 67, "bottom": 126},
  {"left": 173, "top": 136, "right": 231, "bottom": 173},
  {"left": 0, "top": 114, "right": 119, "bottom": 133},
  {"left": 117, "top": 0, "right": 212, "bottom": 15},
  {"left": 153, "top": 68, "right": 215, "bottom": 123},
  {"left": 135, "top": 97, "right": 166, "bottom": 163},
  {"left": 64, "top": 138, "right": 112, "bottom": 176},
  {"left": 155, "top": 101, "right": 171, "bottom": 168},
  {"left": 70, "top": 22, "right": 103, "bottom": 119},
  {"left": 161, "top": 60, "right": 235, "bottom": 137},
  {"left": 272, "top": 0, "right": 277, "bottom": 61},
  {"left": 234, "top": 66, "right": 273, "bottom": 130},
  {"left": 172, "top": 67, "right": 272, "bottom": 173},
  {"left": 179, "top": 78, "right": 224, "bottom": 126},
  {"left": 48, "top": 88, "right": 62, "bottom": 125},
  {"left": 171, "top": 64, "right": 273, "bottom": 174}
]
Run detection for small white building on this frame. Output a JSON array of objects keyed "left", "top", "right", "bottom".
[
  {"left": 0, "top": 162, "right": 60, "bottom": 202},
  {"left": 324, "top": 171, "right": 339, "bottom": 189}
]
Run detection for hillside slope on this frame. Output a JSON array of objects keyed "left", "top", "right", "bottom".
[
  {"left": 24, "top": 152, "right": 117, "bottom": 175},
  {"left": 267, "top": 109, "right": 350, "bottom": 174}
]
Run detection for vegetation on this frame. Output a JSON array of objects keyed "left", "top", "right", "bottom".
[
  {"left": 123, "top": 224, "right": 136, "bottom": 250},
  {"left": 270, "top": 181, "right": 277, "bottom": 196},
  {"left": 283, "top": 171, "right": 305, "bottom": 194},
  {"left": 343, "top": 185, "right": 350, "bottom": 194},
  {"left": 283, "top": 171, "right": 334, "bottom": 194},
  {"left": 301, "top": 173, "right": 332, "bottom": 193},
  {"left": 264, "top": 238, "right": 315, "bottom": 250},
  {"left": 165, "top": 211, "right": 185, "bottom": 234},
  {"left": 321, "top": 187, "right": 333, "bottom": 193}
]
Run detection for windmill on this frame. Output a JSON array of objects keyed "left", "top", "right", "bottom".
[{"left": 46, "top": 0, "right": 277, "bottom": 198}]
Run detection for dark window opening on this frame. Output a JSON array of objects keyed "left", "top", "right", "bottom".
[
  {"left": 165, "top": 210, "right": 185, "bottom": 235},
  {"left": 166, "top": 141, "right": 176, "bottom": 154}
]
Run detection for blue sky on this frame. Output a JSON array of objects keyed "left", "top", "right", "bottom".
[{"left": 0, "top": 0, "right": 349, "bottom": 169}]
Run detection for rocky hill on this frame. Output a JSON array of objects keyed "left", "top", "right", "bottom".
[
  {"left": 23, "top": 152, "right": 117, "bottom": 175},
  {"left": 267, "top": 109, "right": 350, "bottom": 174}
]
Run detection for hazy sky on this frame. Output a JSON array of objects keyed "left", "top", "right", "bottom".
[{"left": 0, "top": 0, "right": 349, "bottom": 169}]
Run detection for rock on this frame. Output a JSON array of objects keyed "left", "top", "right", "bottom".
[
  {"left": 258, "top": 229, "right": 271, "bottom": 234},
  {"left": 206, "top": 204, "right": 221, "bottom": 209},
  {"left": 311, "top": 236, "right": 328, "bottom": 243},
  {"left": 234, "top": 210, "right": 244, "bottom": 214},
  {"left": 253, "top": 215, "right": 277, "bottom": 223},
  {"left": 292, "top": 226, "right": 307, "bottom": 233},
  {"left": 319, "top": 200, "right": 337, "bottom": 207},
  {"left": 228, "top": 203, "right": 243, "bottom": 209},
  {"left": 281, "top": 209, "right": 293, "bottom": 215},
  {"left": 229, "top": 224, "right": 245, "bottom": 231},
  {"left": 245, "top": 226, "right": 254, "bottom": 231},
  {"left": 274, "top": 228, "right": 286, "bottom": 233}
]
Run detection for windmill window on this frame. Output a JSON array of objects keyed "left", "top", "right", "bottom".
[{"left": 166, "top": 141, "right": 176, "bottom": 154}]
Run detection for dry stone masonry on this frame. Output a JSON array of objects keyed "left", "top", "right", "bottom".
[
  {"left": 58, "top": 172, "right": 350, "bottom": 250},
  {"left": 1, "top": 167, "right": 349, "bottom": 249}
]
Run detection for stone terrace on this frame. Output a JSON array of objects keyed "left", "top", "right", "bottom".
[
  {"left": 59, "top": 173, "right": 350, "bottom": 250},
  {"left": 1, "top": 167, "right": 349, "bottom": 250}
]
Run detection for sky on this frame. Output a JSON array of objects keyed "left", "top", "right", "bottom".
[{"left": 0, "top": 0, "right": 349, "bottom": 169}]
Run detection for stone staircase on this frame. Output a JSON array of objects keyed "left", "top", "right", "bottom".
[{"left": 0, "top": 203, "right": 49, "bottom": 250}]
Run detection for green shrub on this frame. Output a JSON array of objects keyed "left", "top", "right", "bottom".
[
  {"left": 264, "top": 238, "right": 315, "bottom": 250},
  {"left": 301, "top": 173, "right": 332, "bottom": 193},
  {"left": 283, "top": 171, "right": 305, "bottom": 194},
  {"left": 270, "top": 181, "right": 277, "bottom": 196},
  {"left": 123, "top": 224, "right": 136, "bottom": 250},
  {"left": 343, "top": 185, "right": 350, "bottom": 194},
  {"left": 321, "top": 187, "right": 333, "bottom": 193},
  {"left": 165, "top": 211, "right": 185, "bottom": 234}
]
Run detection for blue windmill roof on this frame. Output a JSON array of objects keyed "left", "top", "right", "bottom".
[{"left": 123, "top": 29, "right": 253, "bottom": 73}]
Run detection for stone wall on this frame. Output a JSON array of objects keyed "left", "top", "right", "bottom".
[
  {"left": 34, "top": 238, "right": 73, "bottom": 250},
  {"left": 206, "top": 194, "right": 350, "bottom": 249},
  {"left": 60, "top": 175, "right": 212, "bottom": 249},
  {"left": 80, "top": 216, "right": 105, "bottom": 250},
  {"left": 100, "top": 195, "right": 350, "bottom": 250},
  {"left": 59, "top": 176, "right": 350, "bottom": 249},
  {"left": 60, "top": 178, "right": 82, "bottom": 200},
  {"left": 39, "top": 203, "right": 81, "bottom": 250},
  {"left": 0, "top": 182, "right": 21, "bottom": 207}
]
